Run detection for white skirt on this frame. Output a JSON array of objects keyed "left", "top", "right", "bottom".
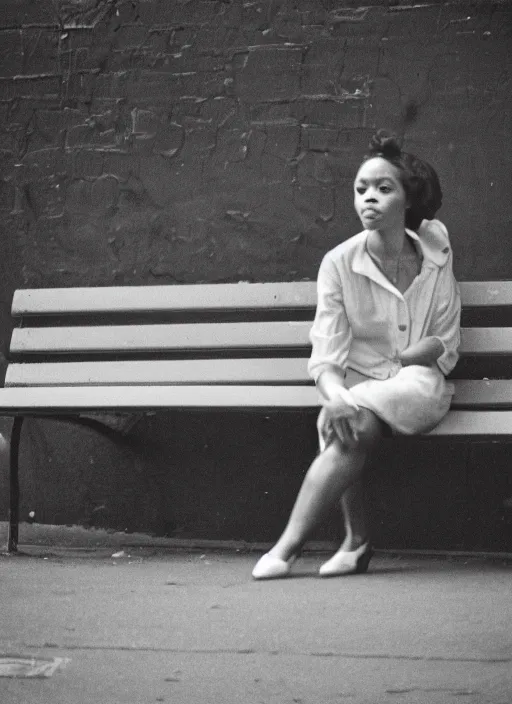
[{"left": 317, "top": 365, "right": 454, "bottom": 451}]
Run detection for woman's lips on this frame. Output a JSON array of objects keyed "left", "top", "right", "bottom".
[{"left": 363, "top": 209, "right": 380, "bottom": 218}]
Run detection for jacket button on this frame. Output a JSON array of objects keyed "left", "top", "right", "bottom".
[{"left": 398, "top": 324, "right": 407, "bottom": 331}]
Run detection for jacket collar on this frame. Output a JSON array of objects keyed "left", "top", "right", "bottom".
[
  {"left": 351, "top": 220, "right": 451, "bottom": 296},
  {"left": 413, "top": 219, "right": 452, "bottom": 267}
]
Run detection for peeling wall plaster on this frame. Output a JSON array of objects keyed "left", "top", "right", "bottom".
[{"left": 0, "top": 0, "right": 510, "bottom": 296}]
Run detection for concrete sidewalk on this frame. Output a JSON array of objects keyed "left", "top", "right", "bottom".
[{"left": 1, "top": 531, "right": 512, "bottom": 704}]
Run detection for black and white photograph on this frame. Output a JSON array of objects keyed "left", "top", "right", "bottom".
[{"left": 0, "top": 1, "right": 511, "bottom": 702}]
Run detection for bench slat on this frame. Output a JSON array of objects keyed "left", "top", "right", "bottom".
[
  {"left": 11, "top": 281, "right": 512, "bottom": 317},
  {"left": 0, "top": 385, "right": 320, "bottom": 411},
  {"left": 429, "top": 410, "right": 512, "bottom": 436},
  {"left": 459, "top": 327, "right": 512, "bottom": 355},
  {"left": 10, "top": 321, "right": 312, "bottom": 354},
  {"left": 5, "top": 359, "right": 311, "bottom": 387},
  {"left": 10, "top": 324, "right": 512, "bottom": 356},
  {"left": 11, "top": 283, "right": 318, "bottom": 316},
  {"left": 450, "top": 380, "right": 512, "bottom": 409},
  {"left": 458, "top": 281, "right": 512, "bottom": 307},
  {"left": 4, "top": 363, "right": 512, "bottom": 409},
  {"left": 0, "top": 385, "right": 510, "bottom": 435}
]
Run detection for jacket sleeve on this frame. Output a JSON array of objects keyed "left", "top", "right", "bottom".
[
  {"left": 308, "top": 254, "right": 352, "bottom": 382},
  {"left": 429, "top": 249, "right": 461, "bottom": 375}
]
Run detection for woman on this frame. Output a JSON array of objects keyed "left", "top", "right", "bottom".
[{"left": 252, "top": 130, "right": 461, "bottom": 579}]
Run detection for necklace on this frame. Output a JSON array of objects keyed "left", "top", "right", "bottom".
[
  {"left": 366, "top": 238, "right": 421, "bottom": 289},
  {"left": 366, "top": 243, "right": 401, "bottom": 284}
]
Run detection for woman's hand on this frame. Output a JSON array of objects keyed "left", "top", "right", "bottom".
[
  {"left": 316, "top": 367, "right": 360, "bottom": 419},
  {"left": 323, "top": 388, "right": 361, "bottom": 448},
  {"left": 316, "top": 366, "right": 360, "bottom": 447},
  {"left": 399, "top": 336, "right": 444, "bottom": 367},
  {"left": 322, "top": 386, "right": 360, "bottom": 420}
]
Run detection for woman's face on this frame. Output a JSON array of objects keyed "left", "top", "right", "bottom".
[{"left": 354, "top": 157, "right": 407, "bottom": 232}]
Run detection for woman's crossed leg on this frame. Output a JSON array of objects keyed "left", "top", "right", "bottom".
[{"left": 252, "top": 408, "right": 385, "bottom": 579}]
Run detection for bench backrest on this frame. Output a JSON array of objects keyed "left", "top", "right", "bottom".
[{"left": 5, "top": 281, "right": 512, "bottom": 391}]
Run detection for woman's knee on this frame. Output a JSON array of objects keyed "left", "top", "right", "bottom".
[
  {"left": 331, "top": 409, "right": 384, "bottom": 451},
  {"left": 352, "top": 409, "right": 385, "bottom": 449},
  {"left": 321, "top": 410, "right": 384, "bottom": 461}
]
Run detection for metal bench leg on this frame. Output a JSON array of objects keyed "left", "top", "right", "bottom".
[{"left": 7, "top": 416, "right": 24, "bottom": 554}]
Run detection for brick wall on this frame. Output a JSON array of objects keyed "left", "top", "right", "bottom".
[{"left": 0, "top": 0, "right": 511, "bottom": 547}]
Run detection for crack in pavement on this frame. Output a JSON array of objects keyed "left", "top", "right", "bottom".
[{"left": 10, "top": 643, "right": 511, "bottom": 664}]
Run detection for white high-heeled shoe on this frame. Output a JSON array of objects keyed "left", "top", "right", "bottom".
[
  {"left": 252, "top": 552, "right": 296, "bottom": 580},
  {"left": 318, "top": 542, "right": 373, "bottom": 577}
]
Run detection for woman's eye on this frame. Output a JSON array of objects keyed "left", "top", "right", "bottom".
[
  {"left": 356, "top": 187, "right": 366, "bottom": 194},
  {"left": 380, "top": 186, "right": 392, "bottom": 193}
]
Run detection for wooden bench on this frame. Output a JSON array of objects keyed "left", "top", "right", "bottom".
[{"left": 1, "top": 281, "right": 512, "bottom": 553}]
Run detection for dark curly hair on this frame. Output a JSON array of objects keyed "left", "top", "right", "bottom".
[{"left": 364, "top": 130, "right": 443, "bottom": 231}]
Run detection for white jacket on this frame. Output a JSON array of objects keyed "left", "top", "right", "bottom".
[{"left": 308, "top": 219, "right": 461, "bottom": 382}]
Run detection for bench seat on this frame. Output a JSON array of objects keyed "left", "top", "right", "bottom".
[
  {"left": 0, "top": 381, "right": 512, "bottom": 418},
  {"left": 2, "top": 280, "right": 512, "bottom": 552}
]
